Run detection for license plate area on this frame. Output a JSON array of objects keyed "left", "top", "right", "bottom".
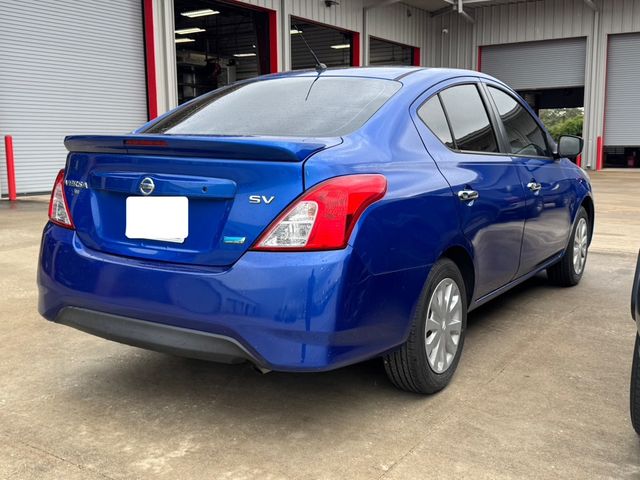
[{"left": 125, "top": 196, "right": 188, "bottom": 243}]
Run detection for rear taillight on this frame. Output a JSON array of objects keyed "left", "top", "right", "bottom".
[
  {"left": 252, "top": 174, "right": 387, "bottom": 251},
  {"left": 48, "top": 169, "right": 74, "bottom": 229}
]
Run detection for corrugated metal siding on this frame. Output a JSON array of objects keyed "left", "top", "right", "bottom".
[
  {"left": 287, "top": 0, "right": 363, "bottom": 32},
  {"left": 481, "top": 38, "right": 586, "bottom": 90},
  {"left": 0, "top": 0, "right": 147, "bottom": 194},
  {"left": 366, "top": 3, "right": 428, "bottom": 65},
  {"left": 601, "top": 0, "right": 640, "bottom": 34},
  {"left": 241, "top": 0, "right": 280, "bottom": 10},
  {"left": 474, "top": 0, "right": 593, "bottom": 46},
  {"left": 604, "top": 33, "right": 640, "bottom": 145},
  {"left": 426, "top": 10, "right": 474, "bottom": 68}
]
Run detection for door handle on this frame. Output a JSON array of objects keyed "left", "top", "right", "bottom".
[
  {"left": 457, "top": 189, "right": 479, "bottom": 202},
  {"left": 527, "top": 181, "right": 542, "bottom": 193}
]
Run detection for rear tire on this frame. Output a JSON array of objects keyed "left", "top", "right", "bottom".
[
  {"left": 547, "top": 206, "right": 589, "bottom": 287},
  {"left": 631, "top": 335, "right": 640, "bottom": 435},
  {"left": 383, "top": 258, "right": 467, "bottom": 394}
]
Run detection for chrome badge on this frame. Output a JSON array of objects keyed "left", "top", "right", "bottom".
[
  {"left": 64, "top": 179, "right": 88, "bottom": 189},
  {"left": 139, "top": 177, "right": 155, "bottom": 195}
]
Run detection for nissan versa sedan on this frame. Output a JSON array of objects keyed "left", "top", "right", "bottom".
[{"left": 38, "top": 67, "right": 594, "bottom": 394}]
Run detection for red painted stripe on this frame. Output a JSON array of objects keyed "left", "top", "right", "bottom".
[
  {"left": 268, "top": 10, "right": 278, "bottom": 73},
  {"left": 596, "top": 136, "right": 603, "bottom": 171},
  {"left": 4, "top": 135, "right": 17, "bottom": 201},
  {"left": 477, "top": 46, "right": 482, "bottom": 72},
  {"left": 352, "top": 32, "right": 361, "bottom": 67},
  {"left": 143, "top": 0, "right": 158, "bottom": 120},
  {"left": 412, "top": 47, "right": 421, "bottom": 66}
]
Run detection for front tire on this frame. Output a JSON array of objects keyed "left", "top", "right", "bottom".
[
  {"left": 547, "top": 206, "right": 589, "bottom": 287},
  {"left": 383, "top": 258, "right": 467, "bottom": 394},
  {"left": 631, "top": 335, "right": 640, "bottom": 435}
]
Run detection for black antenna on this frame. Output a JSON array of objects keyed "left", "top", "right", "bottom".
[{"left": 293, "top": 24, "right": 327, "bottom": 73}]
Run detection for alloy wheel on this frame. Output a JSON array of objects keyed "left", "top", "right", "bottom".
[
  {"left": 424, "top": 278, "right": 463, "bottom": 373},
  {"left": 573, "top": 217, "right": 588, "bottom": 275}
]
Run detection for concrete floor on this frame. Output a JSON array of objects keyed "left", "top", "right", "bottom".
[{"left": 1, "top": 171, "right": 639, "bottom": 479}]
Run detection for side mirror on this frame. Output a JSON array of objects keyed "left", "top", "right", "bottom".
[{"left": 556, "top": 135, "right": 583, "bottom": 161}]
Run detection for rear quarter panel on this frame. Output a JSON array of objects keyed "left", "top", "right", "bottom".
[{"left": 303, "top": 100, "right": 467, "bottom": 349}]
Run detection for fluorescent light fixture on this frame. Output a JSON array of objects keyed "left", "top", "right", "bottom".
[
  {"left": 175, "top": 27, "right": 206, "bottom": 35},
  {"left": 175, "top": 37, "right": 195, "bottom": 43},
  {"left": 181, "top": 9, "right": 219, "bottom": 18},
  {"left": 290, "top": 29, "right": 303, "bottom": 34},
  {"left": 330, "top": 43, "right": 351, "bottom": 49},
  {"left": 233, "top": 53, "right": 256, "bottom": 57}
]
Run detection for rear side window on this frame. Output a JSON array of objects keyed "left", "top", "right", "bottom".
[
  {"left": 144, "top": 77, "right": 401, "bottom": 137},
  {"left": 439, "top": 84, "right": 498, "bottom": 153},
  {"left": 488, "top": 86, "right": 551, "bottom": 157},
  {"left": 417, "top": 96, "right": 454, "bottom": 149}
]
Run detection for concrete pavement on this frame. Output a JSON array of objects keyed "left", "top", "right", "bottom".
[{"left": 1, "top": 171, "right": 639, "bottom": 479}]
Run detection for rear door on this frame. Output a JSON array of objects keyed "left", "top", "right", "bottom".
[
  {"left": 413, "top": 81, "right": 527, "bottom": 298},
  {"left": 483, "top": 84, "right": 574, "bottom": 276}
]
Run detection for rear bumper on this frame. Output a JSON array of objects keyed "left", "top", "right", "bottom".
[
  {"left": 55, "top": 306, "right": 265, "bottom": 368},
  {"left": 38, "top": 224, "right": 426, "bottom": 371}
]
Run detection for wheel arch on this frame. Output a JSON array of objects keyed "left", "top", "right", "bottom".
[
  {"left": 580, "top": 194, "right": 595, "bottom": 244},
  {"left": 441, "top": 245, "right": 475, "bottom": 305}
]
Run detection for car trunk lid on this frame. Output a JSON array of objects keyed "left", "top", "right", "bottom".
[{"left": 64, "top": 134, "right": 340, "bottom": 267}]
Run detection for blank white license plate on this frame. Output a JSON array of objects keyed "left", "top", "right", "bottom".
[{"left": 125, "top": 196, "right": 189, "bottom": 243}]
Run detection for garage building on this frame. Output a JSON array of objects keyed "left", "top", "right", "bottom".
[{"left": 1, "top": 0, "right": 639, "bottom": 196}]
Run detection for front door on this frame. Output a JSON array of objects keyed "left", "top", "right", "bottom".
[{"left": 413, "top": 82, "right": 527, "bottom": 298}]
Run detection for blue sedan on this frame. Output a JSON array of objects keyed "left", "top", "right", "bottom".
[{"left": 38, "top": 67, "right": 593, "bottom": 394}]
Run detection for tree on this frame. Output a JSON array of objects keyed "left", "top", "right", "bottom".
[{"left": 539, "top": 108, "right": 584, "bottom": 139}]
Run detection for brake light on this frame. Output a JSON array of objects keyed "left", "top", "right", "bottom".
[
  {"left": 48, "top": 169, "right": 74, "bottom": 229},
  {"left": 252, "top": 174, "right": 387, "bottom": 251}
]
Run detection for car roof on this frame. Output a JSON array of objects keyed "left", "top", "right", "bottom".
[
  {"left": 267, "top": 66, "right": 500, "bottom": 85},
  {"left": 272, "top": 66, "right": 423, "bottom": 80}
]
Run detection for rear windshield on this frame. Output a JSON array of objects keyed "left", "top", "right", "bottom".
[{"left": 144, "top": 76, "right": 401, "bottom": 137}]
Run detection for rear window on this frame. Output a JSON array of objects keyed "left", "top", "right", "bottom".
[{"left": 144, "top": 76, "right": 401, "bottom": 137}]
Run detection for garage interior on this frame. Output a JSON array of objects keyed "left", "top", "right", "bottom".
[
  {"left": 174, "top": 0, "right": 272, "bottom": 104},
  {"left": 369, "top": 37, "right": 415, "bottom": 66},
  {"left": 290, "top": 18, "right": 355, "bottom": 69}
]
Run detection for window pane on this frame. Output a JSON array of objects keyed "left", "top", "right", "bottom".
[
  {"left": 439, "top": 84, "right": 498, "bottom": 153},
  {"left": 440, "top": 85, "right": 498, "bottom": 152},
  {"left": 417, "top": 96, "right": 454, "bottom": 148},
  {"left": 145, "top": 77, "right": 400, "bottom": 137},
  {"left": 488, "top": 86, "right": 550, "bottom": 157}
]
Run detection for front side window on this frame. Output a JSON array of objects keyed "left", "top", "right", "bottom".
[
  {"left": 417, "top": 96, "right": 454, "bottom": 149},
  {"left": 439, "top": 84, "right": 498, "bottom": 153},
  {"left": 488, "top": 86, "right": 551, "bottom": 157},
  {"left": 145, "top": 77, "right": 401, "bottom": 137}
]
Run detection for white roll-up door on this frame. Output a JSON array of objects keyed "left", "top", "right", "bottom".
[
  {"left": 0, "top": 0, "right": 148, "bottom": 195},
  {"left": 481, "top": 38, "right": 586, "bottom": 90},
  {"left": 604, "top": 33, "right": 640, "bottom": 146}
]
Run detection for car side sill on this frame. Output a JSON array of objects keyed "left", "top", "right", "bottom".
[
  {"left": 470, "top": 251, "right": 564, "bottom": 312},
  {"left": 54, "top": 307, "right": 270, "bottom": 372}
]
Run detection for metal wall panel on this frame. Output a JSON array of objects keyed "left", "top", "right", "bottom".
[
  {"left": 427, "top": 10, "right": 474, "bottom": 69},
  {"left": 481, "top": 38, "right": 587, "bottom": 90},
  {"left": 366, "top": 3, "right": 428, "bottom": 65},
  {"left": 604, "top": 33, "right": 640, "bottom": 145},
  {"left": 0, "top": 0, "right": 147, "bottom": 194},
  {"left": 474, "top": 0, "right": 593, "bottom": 46},
  {"left": 287, "top": 0, "right": 363, "bottom": 32}
]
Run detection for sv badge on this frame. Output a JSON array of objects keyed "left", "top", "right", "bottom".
[{"left": 249, "top": 195, "right": 275, "bottom": 205}]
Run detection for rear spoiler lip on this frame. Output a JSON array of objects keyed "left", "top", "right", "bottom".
[{"left": 63, "top": 134, "right": 343, "bottom": 162}]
